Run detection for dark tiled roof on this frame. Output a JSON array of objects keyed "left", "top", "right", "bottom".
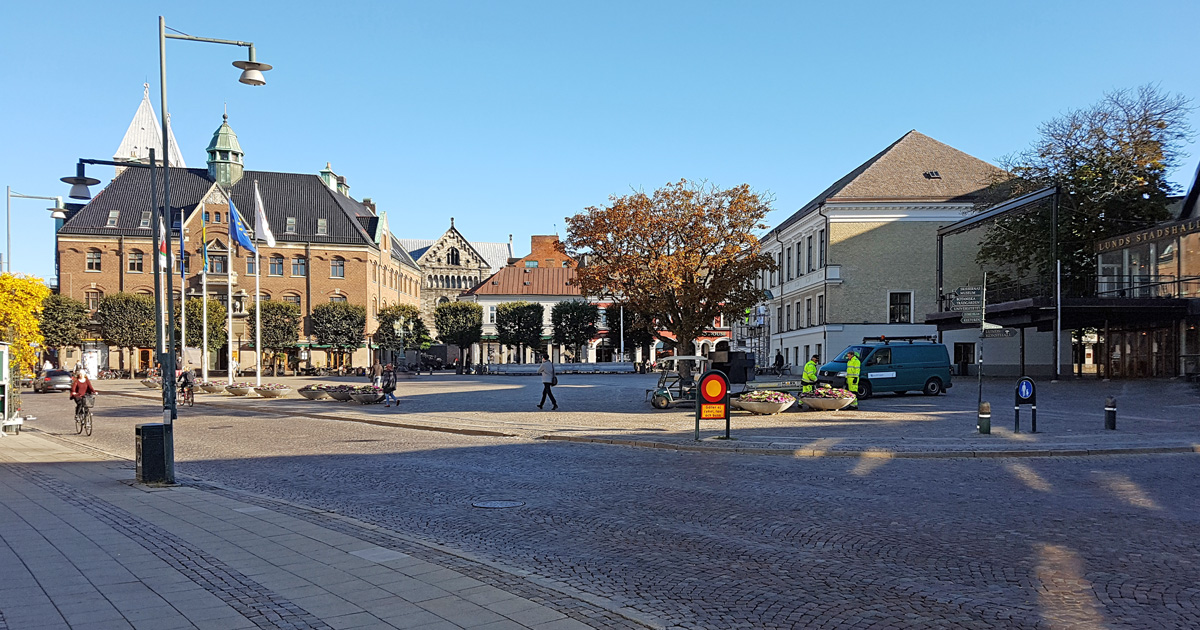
[
  {"left": 1181, "top": 163, "right": 1200, "bottom": 220},
  {"left": 389, "top": 235, "right": 421, "bottom": 271},
  {"left": 463, "top": 266, "right": 580, "bottom": 297},
  {"left": 59, "top": 166, "right": 379, "bottom": 247},
  {"left": 770, "top": 131, "right": 1004, "bottom": 235}
]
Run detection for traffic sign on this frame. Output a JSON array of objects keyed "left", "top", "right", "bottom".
[
  {"left": 951, "top": 296, "right": 982, "bottom": 305},
  {"left": 960, "top": 315, "right": 983, "bottom": 324},
  {"left": 695, "top": 370, "right": 731, "bottom": 441},
  {"left": 950, "top": 305, "right": 982, "bottom": 312},
  {"left": 956, "top": 286, "right": 983, "bottom": 296},
  {"left": 982, "top": 328, "right": 1017, "bottom": 338}
]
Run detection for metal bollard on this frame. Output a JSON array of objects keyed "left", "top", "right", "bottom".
[
  {"left": 978, "top": 402, "right": 991, "bottom": 434},
  {"left": 1105, "top": 396, "right": 1117, "bottom": 430}
]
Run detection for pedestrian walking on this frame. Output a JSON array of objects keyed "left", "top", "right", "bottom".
[
  {"left": 536, "top": 353, "right": 557, "bottom": 410},
  {"left": 371, "top": 361, "right": 383, "bottom": 387},
  {"left": 382, "top": 364, "right": 398, "bottom": 407}
]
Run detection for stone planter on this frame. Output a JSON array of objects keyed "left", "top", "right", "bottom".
[
  {"left": 327, "top": 390, "right": 354, "bottom": 402},
  {"left": 801, "top": 397, "right": 855, "bottom": 411},
  {"left": 735, "top": 399, "right": 795, "bottom": 415},
  {"left": 199, "top": 383, "right": 225, "bottom": 394},
  {"left": 141, "top": 379, "right": 159, "bottom": 389},
  {"left": 255, "top": 387, "right": 291, "bottom": 399},
  {"left": 225, "top": 386, "right": 253, "bottom": 397},
  {"left": 350, "top": 392, "right": 384, "bottom": 404},
  {"left": 298, "top": 389, "right": 329, "bottom": 400}
]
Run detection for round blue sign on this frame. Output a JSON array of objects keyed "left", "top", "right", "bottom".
[{"left": 1018, "top": 380, "right": 1033, "bottom": 399}]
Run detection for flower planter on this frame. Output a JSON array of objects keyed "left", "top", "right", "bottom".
[
  {"left": 199, "top": 383, "right": 225, "bottom": 394},
  {"left": 801, "top": 397, "right": 855, "bottom": 411},
  {"left": 255, "top": 387, "right": 291, "bottom": 398},
  {"left": 141, "top": 379, "right": 159, "bottom": 389},
  {"left": 350, "top": 392, "right": 384, "bottom": 404},
  {"left": 298, "top": 389, "right": 329, "bottom": 400},
  {"left": 735, "top": 399, "right": 795, "bottom": 415},
  {"left": 225, "top": 386, "right": 253, "bottom": 397},
  {"left": 327, "top": 390, "right": 354, "bottom": 402}
]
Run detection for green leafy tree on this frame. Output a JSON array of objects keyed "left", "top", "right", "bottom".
[
  {"left": 433, "top": 301, "right": 482, "bottom": 364},
  {"left": 976, "top": 85, "right": 1193, "bottom": 294},
  {"left": 38, "top": 294, "right": 89, "bottom": 367},
  {"left": 247, "top": 300, "right": 302, "bottom": 376},
  {"left": 375, "top": 304, "right": 433, "bottom": 353},
  {"left": 603, "top": 304, "right": 657, "bottom": 359},
  {"left": 310, "top": 302, "right": 366, "bottom": 368},
  {"left": 95, "top": 293, "right": 156, "bottom": 378},
  {"left": 173, "top": 298, "right": 227, "bottom": 355},
  {"left": 496, "top": 301, "right": 545, "bottom": 362},
  {"left": 551, "top": 300, "right": 599, "bottom": 361}
]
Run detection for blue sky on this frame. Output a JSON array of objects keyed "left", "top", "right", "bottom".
[{"left": 3, "top": 1, "right": 1199, "bottom": 281}]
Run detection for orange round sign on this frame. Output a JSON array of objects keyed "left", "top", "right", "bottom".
[{"left": 700, "top": 373, "right": 727, "bottom": 402}]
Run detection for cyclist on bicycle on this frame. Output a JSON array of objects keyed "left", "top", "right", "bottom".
[
  {"left": 177, "top": 366, "right": 196, "bottom": 399},
  {"left": 70, "top": 369, "right": 97, "bottom": 415}
]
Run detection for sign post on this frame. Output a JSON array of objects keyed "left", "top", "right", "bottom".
[
  {"left": 695, "top": 370, "right": 731, "bottom": 441},
  {"left": 1014, "top": 377, "right": 1036, "bottom": 433}
]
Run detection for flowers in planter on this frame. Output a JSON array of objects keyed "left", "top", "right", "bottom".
[
  {"left": 316, "top": 384, "right": 354, "bottom": 392},
  {"left": 254, "top": 383, "right": 290, "bottom": 391},
  {"left": 738, "top": 390, "right": 796, "bottom": 404},
  {"left": 352, "top": 384, "right": 382, "bottom": 393},
  {"left": 800, "top": 385, "right": 856, "bottom": 399},
  {"left": 225, "top": 382, "right": 254, "bottom": 388},
  {"left": 197, "top": 380, "right": 219, "bottom": 387}
]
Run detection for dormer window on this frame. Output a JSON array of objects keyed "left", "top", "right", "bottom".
[
  {"left": 286, "top": 217, "right": 296, "bottom": 233},
  {"left": 106, "top": 210, "right": 119, "bottom": 227},
  {"left": 317, "top": 218, "right": 328, "bottom": 236},
  {"left": 139, "top": 211, "right": 151, "bottom": 228}
]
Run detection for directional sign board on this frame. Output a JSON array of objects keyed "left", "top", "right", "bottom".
[
  {"left": 950, "top": 305, "right": 982, "bottom": 312},
  {"left": 956, "top": 286, "right": 983, "bottom": 296},
  {"left": 982, "top": 328, "right": 1017, "bottom": 338},
  {"left": 960, "top": 314, "right": 983, "bottom": 324},
  {"left": 951, "top": 297, "right": 982, "bottom": 305}
]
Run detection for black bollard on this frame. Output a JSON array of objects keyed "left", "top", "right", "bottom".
[
  {"left": 977, "top": 402, "right": 991, "bottom": 434},
  {"left": 1105, "top": 396, "right": 1117, "bottom": 430}
]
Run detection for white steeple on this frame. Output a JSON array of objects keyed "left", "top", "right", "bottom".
[{"left": 113, "top": 83, "right": 186, "bottom": 170}]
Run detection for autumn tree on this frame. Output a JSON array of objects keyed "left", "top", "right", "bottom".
[
  {"left": 496, "top": 301, "right": 544, "bottom": 362},
  {"left": 246, "top": 300, "right": 302, "bottom": 376},
  {"left": 976, "top": 85, "right": 1193, "bottom": 293},
  {"left": 550, "top": 300, "right": 598, "bottom": 361},
  {"left": 310, "top": 302, "right": 365, "bottom": 368},
  {"left": 1, "top": 274, "right": 50, "bottom": 413},
  {"left": 563, "top": 179, "right": 774, "bottom": 362},
  {"left": 433, "top": 301, "right": 482, "bottom": 369},
  {"left": 39, "top": 293, "right": 89, "bottom": 367},
  {"left": 95, "top": 292, "right": 156, "bottom": 378}
]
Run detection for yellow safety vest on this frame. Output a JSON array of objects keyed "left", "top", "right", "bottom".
[{"left": 803, "top": 361, "right": 818, "bottom": 382}]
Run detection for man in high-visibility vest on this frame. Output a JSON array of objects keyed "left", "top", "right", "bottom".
[
  {"left": 845, "top": 351, "right": 861, "bottom": 409},
  {"left": 801, "top": 354, "right": 819, "bottom": 393}
]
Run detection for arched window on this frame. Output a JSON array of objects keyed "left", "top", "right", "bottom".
[
  {"left": 372, "top": 297, "right": 377, "bottom": 317},
  {"left": 373, "top": 264, "right": 378, "bottom": 283},
  {"left": 86, "top": 248, "right": 102, "bottom": 271},
  {"left": 330, "top": 256, "right": 345, "bottom": 278},
  {"left": 448, "top": 247, "right": 461, "bottom": 266},
  {"left": 84, "top": 289, "right": 103, "bottom": 310},
  {"left": 283, "top": 294, "right": 301, "bottom": 308},
  {"left": 438, "top": 296, "right": 450, "bottom": 305},
  {"left": 269, "top": 255, "right": 284, "bottom": 276},
  {"left": 127, "top": 250, "right": 145, "bottom": 272}
]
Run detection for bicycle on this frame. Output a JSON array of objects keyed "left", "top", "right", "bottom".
[
  {"left": 74, "top": 394, "right": 94, "bottom": 436},
  {"left": 178, "top": 385, "right": 194, "bottom": 407}
]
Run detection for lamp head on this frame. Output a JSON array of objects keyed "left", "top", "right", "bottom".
[
  {"left": 62, "top": 164, "right": 100, "bottom": 200},
  {"left": 233, "top": 60, "right": 272, "bottom": 86}
]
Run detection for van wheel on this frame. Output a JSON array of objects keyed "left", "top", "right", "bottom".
[
  {"left": 651, "top": 394, "right": 671, "bottom": 409},
  {"left": 857, "top": 381, "right": 872, "bottom": 400},
  {"left": 923, "top": 378, "right": 944, "bottom": 396}
]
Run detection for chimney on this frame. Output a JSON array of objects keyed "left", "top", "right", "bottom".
[
  {"left": 336, "top": 175, "right": 349, "bottom": 196},
  {"left": 362, "top": 197, "right": 376, "bottom": 212},
  {"left": 319, "top": 162, "right": 336, "bottom": 189}
]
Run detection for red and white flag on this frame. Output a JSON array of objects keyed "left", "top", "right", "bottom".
[{"left": 158, "top": 218, "right": 173, "bottom": 269}]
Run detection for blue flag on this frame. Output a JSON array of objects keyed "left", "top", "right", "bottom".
[{"left": 227, "top": 194, "right": 257, "bottom": 254}]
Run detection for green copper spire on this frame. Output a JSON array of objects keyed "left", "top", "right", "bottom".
[{"left": 206, "top": 113, "right": 244, "bottom": 187}]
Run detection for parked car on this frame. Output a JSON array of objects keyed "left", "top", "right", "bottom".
[
  {"left": 819, "top": 338, "right": 953, "bottom": 398},
  {"left": 34, "top": 370, "right": 74, "bottom": 393}
]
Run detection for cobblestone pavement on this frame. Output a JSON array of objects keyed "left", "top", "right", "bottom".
[
  {"left": 99, "top": 373, "right": 1200, "bottom": 453},
  {"left": 14, "top": 389, "right": 1200, "bottom": 629}
]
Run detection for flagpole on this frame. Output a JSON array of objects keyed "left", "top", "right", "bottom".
[
  {"left": 201, "top": 203, "right": 209, "bottom": 382},
  {"left": 228, "top": 242, "right": 235, "bottom": 385},
  {"left": 254, "top": 180, "right": 262, "bottom": 387},
  {"left": 180, "top": 212, "right": 187, "bottom": 372}
]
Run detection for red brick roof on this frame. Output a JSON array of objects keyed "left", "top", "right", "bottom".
[{"left": 464, "top": 266, "right": 581, "bottom": 296}]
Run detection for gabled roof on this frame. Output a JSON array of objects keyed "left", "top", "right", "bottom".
[
  {"left": 388, "top": 235, "right": 421, "bottom": 271},
  {"left": 397, "top": 237, "right": 512, "bottom": 273},
  {"left": 59, "top": 166, "right": 379, "bottom": 247},
  {"left": 113, "top": 85, "right": 186, "bottom": 167},
  {"left": 770, "top": 130, "right": 1004, "bottom": 235},
  {"left": 463, "top": 266, "right": 581, "bottom": 297}
]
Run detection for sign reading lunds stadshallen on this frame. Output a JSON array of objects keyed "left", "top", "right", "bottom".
[{"left": 1096, "top": 218, "right": 1200, "bottom": 253}]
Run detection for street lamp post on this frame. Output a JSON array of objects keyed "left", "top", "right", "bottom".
[{"left": 6, "top": 188, "right": 65, "bottom": 273}]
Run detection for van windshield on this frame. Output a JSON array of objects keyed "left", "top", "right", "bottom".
[{"left": 834, "top": 346, "right": 872, "bottom": 362}]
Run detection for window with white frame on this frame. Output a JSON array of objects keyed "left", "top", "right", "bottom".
[
  {"left": 786, "top": 247, "right": 792, "bottom": 281},
  {"left": 888, "top": 291, "right": 912, "bottom": 324},
  {"left": 818, "top": 229, "right": 826, "bottom": 267},
  {"left": 807, "top": 235, "right": 814, "bottom": 273},
  {"left": 86, "top": 249, "right": 102, "bottom": 271},
  {"left": 817, "top": 294, "right": 825, "bottom": 325},
  {"left": 805, "top": 298, "right": 812, "bottom": 327},
  {"left": 785, "top": 304, "right": 792, "bottom": 331}
]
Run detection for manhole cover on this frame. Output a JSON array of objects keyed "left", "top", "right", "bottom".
[{"left": 472, "top": 500, "right": 525, "bottom": 509}]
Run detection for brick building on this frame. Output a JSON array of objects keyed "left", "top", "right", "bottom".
[{"left": 55, "top": 110, "right": 421, "bottom": 373}]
